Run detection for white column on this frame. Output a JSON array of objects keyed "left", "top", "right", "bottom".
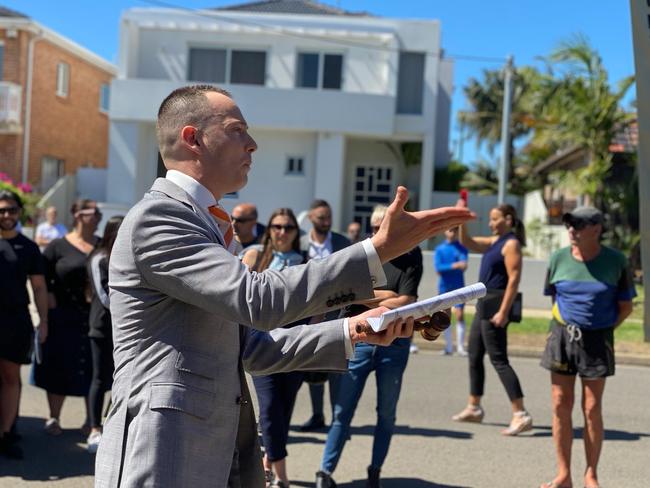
[
  {"left": 418, "top": 49, "right": 441, "bottom": 212},
  {"left": 313, "top": 132, "right": 346, "bottom": 231}
]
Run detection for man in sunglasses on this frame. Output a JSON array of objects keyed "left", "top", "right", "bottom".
[
  {"left": 539, "top": 206, "right": 636, "bottom": 488},
  {"left": 231, "top": 203, "right": 265, "bottom": 250},
  {"left": 0, "top": 190, "right": 48, "bottom": 459}
]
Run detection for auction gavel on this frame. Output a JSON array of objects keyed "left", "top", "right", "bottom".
[{"left": 355, "top": 310, "right": 451, "bottom": 341}]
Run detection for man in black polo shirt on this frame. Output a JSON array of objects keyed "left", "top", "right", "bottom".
[
  {"left": 316, "top": 204, "right": 423, "bottom": 488},
  {"left": 0, "top": 190, "right": 48, "bottom": 459}
]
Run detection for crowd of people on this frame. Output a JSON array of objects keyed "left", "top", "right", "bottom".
[{"left": 0, "top": 85, "right": 638, "bottom": 488}]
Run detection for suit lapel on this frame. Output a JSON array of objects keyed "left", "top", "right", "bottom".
[{"left": 149, "top": 178, "right": 225, "bottom": 246}]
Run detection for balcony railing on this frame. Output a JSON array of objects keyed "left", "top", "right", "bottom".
[{"left": 0, "top": 82, "right": 22, "bottom": 133}]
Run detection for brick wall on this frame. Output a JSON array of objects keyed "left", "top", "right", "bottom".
[{"left": 0, "top": 27, "right": 113, "bottom": 189}]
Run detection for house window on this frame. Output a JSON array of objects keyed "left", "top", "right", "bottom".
[
  {"left": 230, "top": 50, "right": 266, "bottom": 85},
  {"left": 286, "top": 157, "right": 304, "bottom": 175},
  {"left": 187, "top": 48, "right": 266, "bottom": 86},
  {"left": 296, "top": 52, "right": 343, "bottom": 90},
  {"left": 56, "top": 62, "right": 70, "bottom": 97},
  {"left": 41, "top": 156, "right": 64, "bottom": 192},
  {"left": 99, "top": 83, "right": 110, "bottom": 112},
  {"left": 396, "top": 52, "right": 425, "bottom": 114}
]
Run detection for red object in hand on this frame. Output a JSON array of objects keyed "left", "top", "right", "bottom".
[{"left": 459, "top": 189, "right": 468, "bottom": 204}]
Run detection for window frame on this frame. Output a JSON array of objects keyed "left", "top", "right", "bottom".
[
  {"left": 0, "top": 41, "right": 4, "bottom": 80},
  {"left": 99, "top": 83, "right": 110, "bottom": 113},
  {"left": 295, "top": 51, "right": 344, "bottom": 90},
  {"left": 187, "top": 45, "right": 268, "bottom": 86},
  {"left": 285, "top": 156, "right": 305, "bottom": 176},
  {"left": 56, "top": 62, "right": 70, "bottom": 98}
]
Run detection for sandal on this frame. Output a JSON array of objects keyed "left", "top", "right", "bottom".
[
  {"left": 501, "top": 410, "right": 532, "bottom": 436},
  {"left": 451, "top": 405, "right": 484, "bottom": 423},
  {"left": 540, "top": 482, "right": 572, "bottom": 488}
]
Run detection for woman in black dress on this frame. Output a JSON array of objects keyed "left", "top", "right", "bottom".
[
  {"left": 85, "top": 216, "right": 123, "bottom": 453},
  {"left": 32, "top": 199, "right": 101, "bottom": 436}
]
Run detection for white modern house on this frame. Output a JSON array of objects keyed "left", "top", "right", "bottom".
[{"left": 107, "top": 0, "right": 453, "bottom": 232}]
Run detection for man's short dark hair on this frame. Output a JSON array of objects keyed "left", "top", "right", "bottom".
[
  {"left": 310, "top": 199, "right": 330, "bottom": 211},
  {"left": 156, "top": 85, "right": 232, "bottom": 158},
  {"left": 0, "top": 189, "right": 23, "bottom": 208}
]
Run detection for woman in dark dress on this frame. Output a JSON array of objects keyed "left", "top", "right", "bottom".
[
  {"left": 452, "top": 202, "right": 533, "bottom": 436},
  {"left": 85, "top": 216, "right": 123, "bottom": 453},
  {"left": 32, "top": 199, "right": 101, "bottom": 436}
]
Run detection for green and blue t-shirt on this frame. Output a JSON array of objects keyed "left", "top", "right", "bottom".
[{"left": 544, "top": 246, "right": 636, "bottom": 330}]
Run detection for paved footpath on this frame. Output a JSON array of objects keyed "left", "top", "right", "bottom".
[{"left": 2, "top": 352, "right": 649, "bottom": 487}]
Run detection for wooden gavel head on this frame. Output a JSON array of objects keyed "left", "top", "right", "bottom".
[{"left": 414, "top": 310, "right": 451, "bottom": 341}]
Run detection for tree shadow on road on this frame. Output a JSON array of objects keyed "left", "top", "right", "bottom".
[
  {"left": 526, "top": 424, "right": 650, "bottom": 441},
  {"left": 289, "top": 423, "right": 473, "bottom": 442},
  {"left": 0, "top": 416, "right": 95, "bottom": 481},
  {"left": 293, "top": 478, "right": 471, "bottom": 487}
]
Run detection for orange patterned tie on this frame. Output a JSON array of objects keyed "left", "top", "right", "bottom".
[{"left": 208, "top": 205, "right": 236, "bottom": 253}]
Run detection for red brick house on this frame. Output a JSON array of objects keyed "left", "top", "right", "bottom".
[{"left": 0, "top": 6, "right": 116, "bottom": 192}]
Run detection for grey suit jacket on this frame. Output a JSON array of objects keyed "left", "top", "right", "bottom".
[{"left": 94, "top": 179, "right": 374, "bottom": 488}]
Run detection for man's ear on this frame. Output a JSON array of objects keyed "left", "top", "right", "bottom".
[{"left": 180, "top": 126, "right": 201, "bottom": 155}]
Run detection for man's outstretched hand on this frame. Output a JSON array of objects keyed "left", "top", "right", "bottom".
[
  {"left": 348, "top": 306, "right": 415, "bottom": 347},
  {"left": 371, "top": 186, "right": 476, "bottom": 263}
]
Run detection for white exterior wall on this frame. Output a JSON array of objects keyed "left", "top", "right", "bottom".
[{"left": 107, "top": 8, "right": 452, "bottom": 219}]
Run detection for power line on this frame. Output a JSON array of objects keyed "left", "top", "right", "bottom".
[{"left": 135, "top": 0, "right": 506, "bottom": 64}]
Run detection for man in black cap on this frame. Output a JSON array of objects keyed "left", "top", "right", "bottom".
[{"left": 539, "top": 206, "right": 636, "bottom": 488}]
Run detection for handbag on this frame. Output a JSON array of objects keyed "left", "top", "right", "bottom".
[{"left": 477, "top": 289, "right": 522, "bottom": 323}]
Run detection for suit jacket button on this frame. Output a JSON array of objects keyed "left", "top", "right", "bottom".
[
  {"left": 236, "top": 395, "right": 248, "bottom": 406},
  {"left": 334, "top": 298, "right": 341, "bottom": 305},
  {"left": 326, "top": 300, "right": 334, "bottom": 307}
]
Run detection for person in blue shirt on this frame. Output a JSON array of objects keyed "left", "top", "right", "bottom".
[{"left": 434, "top": 227, "right": 468, "bottom": 355}]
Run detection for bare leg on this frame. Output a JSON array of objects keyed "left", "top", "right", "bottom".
[
  {"left": 0, "top": 360, "right": 21, "bottom": 433},
  {"left": 581, "top": 378, "right": 606, "bottom": 488},
  {"left": 272, "top": 458, "right": 289, "bottom": 485},
  {"left": 549, "top": 373, "right": 576, "bottom": 487},
  {"left": 47, "top": 392, "right": 65, "bottom": 420}
]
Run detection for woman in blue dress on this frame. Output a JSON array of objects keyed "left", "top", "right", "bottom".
[{"left": 242, "top": 208, "right": 305, "bottom": 488}]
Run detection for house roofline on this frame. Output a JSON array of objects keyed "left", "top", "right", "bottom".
[{"left": 0, "top": 18, "right": 117, "bottom": 75}]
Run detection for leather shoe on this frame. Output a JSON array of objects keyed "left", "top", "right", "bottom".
[
  {"left": 315, "top": 470, "right": 337, "bottom": 488},
  {"left": 299, "top": 414, "right": 325, "bottom": 432}
]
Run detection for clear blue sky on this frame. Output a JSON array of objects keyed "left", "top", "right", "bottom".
[{"left": 3, "top": 0, "right": 636, "bottom": 164}]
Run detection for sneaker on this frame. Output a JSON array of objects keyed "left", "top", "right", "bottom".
[
  {"left": 366, "top": 465, "right": 381, "bottom": 488},
  {"left": 452, "top": 405, "right": 484, "bottom": 423},
  {"left": 409, "top": 344, "right": 419, "bottom": 354},
  {"left": 502, "top": 411, "right": 533, "bottom": 436},
  {"left": 440, "top": 349, "right": 452, "bottom": 356},
  {"left": 86, "top": 431, "right": 102, "bottom": 454},
  {"left": 457, "top": 349, "right": 468, "bottom": 357},
  {"left": 44, "top": 418, "right": 63, "bottom": 436},
  {"left": 0, "top": 435, "right": 23, "bottom": 460},
  {"left": 315, "top": 470, "right": 337, "bottom": 488},
  {"left": 299, "top": 414, "right": 326, "bottom": 432}
]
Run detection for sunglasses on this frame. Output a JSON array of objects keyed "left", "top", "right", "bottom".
[
  {"left": 231, "top": 216, "right": 255, "bottom": 224},
  {"left": 564, "top": 219, "right": 590, "bottom": 230},
  {"left": 0, "top": 206, "right": 20, "bottom": 216},
  {"left": 78, "top": 209, "right": 103, "bottom": 219},
  {"left": 270, "top": 224, "right": 297, "bottom": 232}
]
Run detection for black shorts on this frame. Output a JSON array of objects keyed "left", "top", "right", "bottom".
[
  {"left": 540, "top": 319, "right": 615, "bottom": 378},
  {"left": 0, "top": 307, "right": 34, "bottom": 365}
]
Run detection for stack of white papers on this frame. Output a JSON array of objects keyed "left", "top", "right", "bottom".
[{"left": 366, "top": 282, "right": 487, "bottom": 332}]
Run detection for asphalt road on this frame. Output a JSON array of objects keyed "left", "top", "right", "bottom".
[{"left": 2, "top": 352, "right": 649, "bottom": 487}]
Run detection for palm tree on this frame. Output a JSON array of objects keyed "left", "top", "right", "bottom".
[{"left": 531, "top": 34, "right": 635, "bottom": 201}]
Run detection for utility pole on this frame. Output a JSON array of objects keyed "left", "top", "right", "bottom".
[
  {"left": 630, "top": 0, "right": 650, "bottom": 341},
  {"left": 497, "top": 55, "right": 514, "bottom": 205}
]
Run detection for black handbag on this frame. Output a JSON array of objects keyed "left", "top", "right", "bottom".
[{"left": 477, "top": 289, "right": 522, "bottom": 323}]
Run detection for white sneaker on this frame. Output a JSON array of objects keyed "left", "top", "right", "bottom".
[
  {"left": 409, "top": 344, "right": 419, "bottom": 354},
  {"left": 457, "top": 349, "right": 468, "bottom": 357},
  {"left": 86, "top": 431, "right": 102, "bottom": 454}
]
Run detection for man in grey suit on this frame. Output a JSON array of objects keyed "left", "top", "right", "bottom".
[
  {"left": 94, "top": 85, "right": 474, "bottom": 488},
  {"left": 299, "top": 199, "right": 352, "bottom": 432}
]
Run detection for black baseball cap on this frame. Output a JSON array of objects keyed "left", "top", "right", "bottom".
[{"left": 562, "top": 206, "right": 604, "bottom": 226}]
